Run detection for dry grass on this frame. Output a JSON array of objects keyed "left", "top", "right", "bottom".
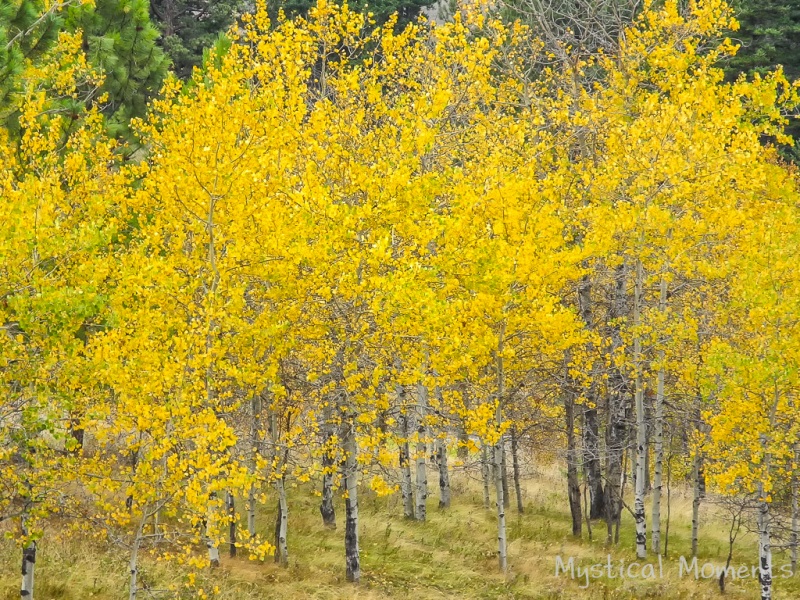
[{"left": 1, "top": 462, "right": 797, "bottom": 599}]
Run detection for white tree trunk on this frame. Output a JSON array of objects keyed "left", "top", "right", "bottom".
[
  {"left": 128, "top": 513, "right": 147, "bottom": 600},
  {"left": 247, "top": 484, "right": 257, "bottom": 540},
  {"left": 633, "top": 258, "right": 647, "bottom": 559},
  {"left": 436, "top": 437, "right": 450, "bottom": 509},
  {"left": 792, "top": 444, "right": 799, "bottom": 575},
  {"left": 415, "top": 383, "right": 428, "bottom": 521},
  {"left": 226, "top": 491, "right": 236, "bottom": 557},
  {"left": 247, "top": 395, "right": 260, "bottom": 539},
  {"left": 511, "top": 426, "right": 524, "bottom": 513},
  {"left": 495, "top": 324, "right": 508, "bottom": 572},
  {"left": 399, "top": 384, "right": 414, "bottom": 519},
  {"left": 494, "top": 436, "right": 507, "bottom": 572},
  {"left": 758, "top": 482, "right": 773, "bottom": 600},
  {"left": 500, "top": 437, "right": 510, "bottom": 510},
  {"left": 343, "top": 420, "right": 360, "bottom": 583},
  {"left": 206, "top": 493, "right": 221, "bottom": 567},
  {"left": 275, "top": 477, "right": 289, "bottom": 567},
  {"left": 320, "top": 398, "right": 337, "bottom": 529},
  {"left": 21, "top": 541, "right": 35, "bottom": 600},
  {"left": 651, "top": 273, "right": 667, "bottom": 555},
  {"left": 482, "top": 443, "right": 491, "bottom": 509},
  {"left": 691, "top": 451, "right": 702, "bottom": 557}
]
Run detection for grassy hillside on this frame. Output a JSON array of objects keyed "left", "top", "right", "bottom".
[{"left": 1, "top": 463, "right": 796, "bottom": 599}]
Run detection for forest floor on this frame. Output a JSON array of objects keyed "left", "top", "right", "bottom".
[{"left": 1, "top": 462, "right": 795, "bottom": 599}]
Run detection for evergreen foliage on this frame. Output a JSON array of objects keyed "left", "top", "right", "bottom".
[
  {"left": 727, "top": 0, "right": 800, "bottom": 81},
  {"left": 269, "top": 0, "right": 437, "bottom": 28},
  {"left": 150, "top": 0, "right": 245, "bottom": 78},
  {"left": 0, "top": 0, "right": 66, "bottom": 117},
  {"left": 66, "top": 0, "right": 169, "bottom": 138}
]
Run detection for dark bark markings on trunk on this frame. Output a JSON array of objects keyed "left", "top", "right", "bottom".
[{"left": 511, "top": 426, "right": 524, "bottom": 513}]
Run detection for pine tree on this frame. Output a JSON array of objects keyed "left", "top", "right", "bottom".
[
  {"left": 66, "top": 0, "right": 169, "bottom": 138},
  {"left": 278, "top": 0, "right": 437, "bottom": 27},
  {"left": 150, "top": 0, "right": 245, "bottom": 78},
  {"left": 0, "top": 0, "right": 68, "bottom": 123},
  {"left": 1, "top": 0, "right": 167, "bottom": 141},
  {"left": 726, "top": 0, "right": 800, "bottom": 81}
]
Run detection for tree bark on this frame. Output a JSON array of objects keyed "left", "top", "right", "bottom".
[
  {"left": 206, "top": 493, "right": 221, "bottom": 567},
  {"left": 691, "top": 450, "right": 703, "bottom": 558},
  {"left": 128, "top": 515, "right": 146, "bottom": 600},
  {"left": 792, "top": 444, "right": 799, "bottom": 575},
  {"left": 397, "top": 382, "right": 414, "bottom": 519},
  {"left": 565, "top": 388, "right": 582, "bottom": 537},
  {"left": 247, "top": 395, "right": 260, "bottom": 539},
  {"left": 633, "top": 258, "right": 647, "bottom": 559},
  {"left": 511, "top": 426, "right": 524, "bottom": 513},
  {"left": 583, "top": 405, "right": 604, "bottom": 519},
  {"left": 399, "top": 407, "right": 414, "bottom": 518},
  {"left": 481, "top": 443, "right": 491, "bottom": 509},
  {"left": 501, "top": 437, "right": 510, "bottom": 509},
  {"left": 343, "top": 418, "right": 360, "bottom": 583},
  {"left": 20, "top": 516, "right": 35, "bottom": 600},
  {"left": 651, "top": 272, "right": 667, "bottom": 555},
  {"left": 320, "top": 398, "right": 337, "bottom": 529},
  {"left": 226, "top": 491, "right": 236, "bottom": 558},
  {"left": 275, "top": 477, "right": 289, "bottom": 567},
  {"left": 458, "top": 384, "right": 470, "bottom": 460},
  {"left": 415, "top": 383, "right": 428, "bottom": 521},
  {"left": 495, "top": 436, "right": 507, "bottom": 572},
  {"left": 604, "top": 262, "right": 627, "bottom": 545},
  {"left": 436, "top": 437, "right": 451, "bottom": 509},
  {"left": 758, "top": 482, "right": 773, "bottom": 600},
  {"left": 495, "top": 324, "right": 508, "bottom": 572},
  {"left": 577, "top": 273, "right": 604, "bottom": 521}
]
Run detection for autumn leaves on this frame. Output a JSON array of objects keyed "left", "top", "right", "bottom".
[{"left": 1, "top": 0, "right": 800, "bottom": 596}]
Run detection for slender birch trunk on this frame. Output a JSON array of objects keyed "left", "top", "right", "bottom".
[
  {"left": 633, "top": 258, "right": 647, "bottom": 559},
  {"left": 415, "top": 383, "right": 428, "bottom": 522},
  {"left": 206, "top": 493, "right": 221, "bottom": 567},
  {"left": 664, "top": 434, "right": 673, "bottom": 557},
  {"left": 482, "top": 443, "right": 491, "bottom": 509},
  {"left": 398, "top": 383, "right": 414, "bottom": 519},
  {"left": 792, "top": 444, "right": 799, "bottom": 575},
  {"left": 616, "top": 447, "right": 628, "bottom": 545},
  {"left": 20, "top": 517, "right": 35, "bottom": 600},
  {"left": 651, "top": 272, "right": 667, "bottom": 554},
  {"left": 246, "top": 485, "right": 257, "bottom": 540},
  {"left": 494, "top": 435, "right": 507, "bottom": 572},
  {"left": 605, "top": 262, "right": 627, "bottom": 545},
  {"left": 400, "top": 412, "right": 414, "bottom": 518},
  {"left": 565, "top": 386, "right": 582, "bottom": 537},
  {"left": 226, "top": 491, "right": 236, "bottom": 557},
  {"left": 320, "top": 396, "right": 337, "bottom": 529},
  {"left": 583, "top": 404, "right": 604, "bottom": 520},
  {"left": 644, "top": 416, "right": 651, "bottom": 493},
  {"left": 128, "top": 514, "right": 146, "bottom": 600},
  {"left": 583, "top": 481, "right": 593, "bottom": 542},
  {"left": 758, "top": 481, "right": 773, "bottom": 600},
  {"left": 511, "top": 426, "right": 523, "bottom": 513},
  {"left": 343, "top": 419, "right": 360, "bottom": 583},
  {"left": 275, "top": 477, "right": 289, "bottom": 567},
  {"left": 458, "top": 385, "right": 470, "bottom": 460},
  {"left": 577, "top": 274, "right": 604, "bottom": 521},
  {"left": 691, "top": 450, "right": 702, "bottom": 558},
  {"left": 203, "top": 188, "right": 222, "bottom": 568},
  {"left": 501, "top": 438, "right": 510, "bottom": 510},
  {"left": 247, "top": 395, "right": 260, "bottom": 539},
  {"left": 436, "top": 437, "right": 451, "bottom": 509},
  {"left": 495, "top": 324, "right": 508, "bottom": 572}
]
